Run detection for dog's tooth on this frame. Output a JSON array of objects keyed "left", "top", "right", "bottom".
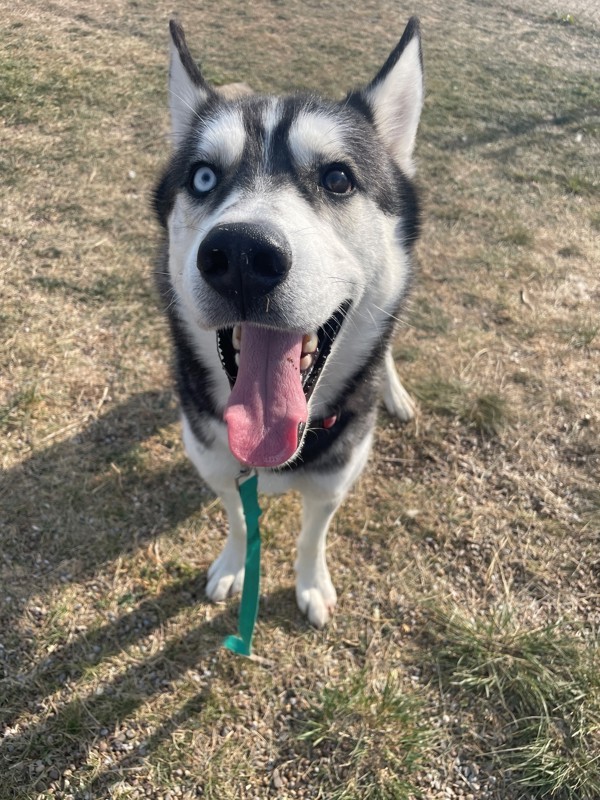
[
  {"left": 302, "top": 332, "right": 318, "bottom": 354},
  {"left": 300, "top": 353, "right": 313, "bottom": 371},
  {"left": 232, "top": 324, "right": 242, "bottom": 350},
  {"left": 235, "top": 353, "right": 240, "bottom": 367}
]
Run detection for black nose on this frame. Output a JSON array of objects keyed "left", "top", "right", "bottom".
[{"left": 197, "top": 222, "right": 291, "bottom": 311}]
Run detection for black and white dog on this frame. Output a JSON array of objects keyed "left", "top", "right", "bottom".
[{"left": 154, "top": 19, "right": 423, "bottom": 627}]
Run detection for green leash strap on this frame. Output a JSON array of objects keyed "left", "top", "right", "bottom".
[{"left": 223, "top": 470, "right": 262, "bottom": 657}]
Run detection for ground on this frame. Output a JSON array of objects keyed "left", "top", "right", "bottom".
[{"left": 1, "top": 0, "right": 599, "bottom": 798}]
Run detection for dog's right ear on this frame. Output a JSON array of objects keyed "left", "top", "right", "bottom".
[{"left": 168, "top": 20, "right": 213, "bottom": 146}]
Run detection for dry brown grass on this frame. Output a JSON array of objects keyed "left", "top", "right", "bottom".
[{"left": 1, "top": 0, "right": 599, "bottom": 798}]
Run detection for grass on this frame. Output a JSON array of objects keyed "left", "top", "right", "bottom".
[
  {"left": 498, "top": 226, "right": 535, "bottom": 248},
  {"left": 0, "top": 384, "right": 40, "bottom": 431},
  {"left": 1, "top": 0, "right": 599, "bottom": 798},
  {"left": 425, "top": 604, "right": 600, "bottom": 799},
  {"left": 412, "top": 378, "right": 509, "bottom": 435},
  {"left": 563, "top": 319, "right": 599, "bottom": 349},
  {"left": 297, "top": 672, "right": 434, "bottom": 799},
  {"left": 562, "top": 174, "right": 598, "bottom": 196}
]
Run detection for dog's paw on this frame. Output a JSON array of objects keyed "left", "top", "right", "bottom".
[
  {"left": 295, "top": 566, "right": 337, "bottom": 629},
  {"left": 206, "top": 547, "right": 245, "bottom": 602}
]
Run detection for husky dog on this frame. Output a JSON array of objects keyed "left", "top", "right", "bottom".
[{"left": 154, "top": 19, "right": 423, "bottom": 628}]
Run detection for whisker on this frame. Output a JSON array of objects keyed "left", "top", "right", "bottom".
[{"left": 168, "top": 89, "right": 204, "bottom": 123}]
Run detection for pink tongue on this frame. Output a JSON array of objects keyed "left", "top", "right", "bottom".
[{"left": 224, "top": 325, "right": 307, "bottom": 467}]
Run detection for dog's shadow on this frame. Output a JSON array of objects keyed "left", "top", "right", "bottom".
[
  {"left": 2, "top": 576, "right": 298, "bottom": 797},
  {"left": 1, "top": 391, "right": 310, "bottom": 795},
  {"left": 2, "top": 390, "right": 198, "bottom": 591}
]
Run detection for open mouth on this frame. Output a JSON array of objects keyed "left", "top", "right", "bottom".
[
  {"left": 216, "top": 303, "right": 350, "bottom": 399},
  {"left": 216, "top": 301, "right": 351, "bottom": 468}
]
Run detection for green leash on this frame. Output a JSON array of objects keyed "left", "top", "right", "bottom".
[{"left": 223, "top": 470, "right": 262, "bottom": 657}]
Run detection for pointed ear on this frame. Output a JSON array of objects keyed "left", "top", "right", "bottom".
[
  {"left": 168, "top": 19, "right": 213, "bottom": 146},
  {"left": 362, "top": 17, "right": 423, "bottom": 175}
]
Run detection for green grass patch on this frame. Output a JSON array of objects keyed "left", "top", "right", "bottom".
[
  {"left": 412, "top": 378, "right": 466, "bottom": 417},
  {"left": 499, "top": 226, "right": 534, "bottom": 247},
  {"left": 297, "top": 672, "right": 434, "bottom": 799},
  {"left": 562, "top": 174, "right": 598, "bottom": 196},
  {"left": 391, "top": 344, "right": 420, "bottom": 363},
  {"left": 0, "top": 384, "right": 40, "bottom": 431},
  {"left": 413, "top": 378, "right": 508, "bottom": 436},
  {"left": 580, "top": 488, "right": 600, "bottom": 527},
  {"left": 557, "top": 245, "right": 583, "bottom": 258},
  {"left": 408, "top": 299, "right": 451, "bottom": 335},
  {"left": 561, "top": 319, "right": 599, "bottom": 349},
  {"left": 30, "top": 273, "right": 151, "bottom": 305},
  {"left": 425, "top": 604, "right": 600, "bottom": 799},
  {"left": 463, "top": 392, "right": 508, "bottom": 436}
]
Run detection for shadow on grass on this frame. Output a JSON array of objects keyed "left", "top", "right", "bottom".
[
  {"left": 1, "top": 391, "right": 310, "bottom": 795},
  {"left": 1, "top": 390, "right": 206, "bottom": 597},
  {"left": 428, "top": 106, "right": 594, "bottom": 152},
  {"left": 1, "top": 579, "right": 300, "bottom": 797},
  {"left": 1, "top": 574, "right": 206, "bottom": 729}
]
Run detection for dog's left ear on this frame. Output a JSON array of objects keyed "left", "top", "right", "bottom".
[
  {"left": 361, "top": 17, "right": 423, "bottom": 176},
  {"left": 168, "top": 19, "right": 214, "bottom": 146}
]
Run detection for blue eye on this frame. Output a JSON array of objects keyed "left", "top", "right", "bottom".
[{"left": 190, "top": 164, "right": 218, "bottom": 195}]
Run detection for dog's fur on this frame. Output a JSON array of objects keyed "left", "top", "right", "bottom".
[{"left": 154, "top": 19, "right": 423, "bottom": 627}]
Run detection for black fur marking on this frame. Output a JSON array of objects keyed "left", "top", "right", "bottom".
[
  {"left": 153, "top": 158, "right": 182, "bottom": 228},
  {"left": 366, "top": 16, "right": 422, "bottom": 91},
  {"left": 343, "top": 91, "right": 374, "bottom": 125},
  {"left": 169, "top": 19, "right": 212, "bottom": 92},
  {"left": 392, "top": 168, "right": 421, "bottom": 250},
  {"left": 154, "top": 240, "right": 220, "bottom": 447}
]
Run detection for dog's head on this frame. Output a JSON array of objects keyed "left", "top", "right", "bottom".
[{"left": 155, "top": 19, "right": 423, "bottom": 468}]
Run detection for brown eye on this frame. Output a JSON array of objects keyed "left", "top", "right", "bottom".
[{"left": 322, "top": 166, "right": 353, "bottom": 194}]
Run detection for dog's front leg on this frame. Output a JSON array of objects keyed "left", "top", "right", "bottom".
[
  {"left": 182, "top": 415, "right": 246, "bottom": 601},
  {"left": 295, "top": 494, "right": 342, "bottom": 629},
  {"left": 205, "top": 486, "right": 247, "bottom": 601},
  {"left": 295, "top": 430, "right": 374, "bottom": 628}
]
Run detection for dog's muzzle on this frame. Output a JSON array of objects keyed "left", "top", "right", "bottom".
[{"left": 197, "top": 222, "right": 291, "bottom": 315}]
